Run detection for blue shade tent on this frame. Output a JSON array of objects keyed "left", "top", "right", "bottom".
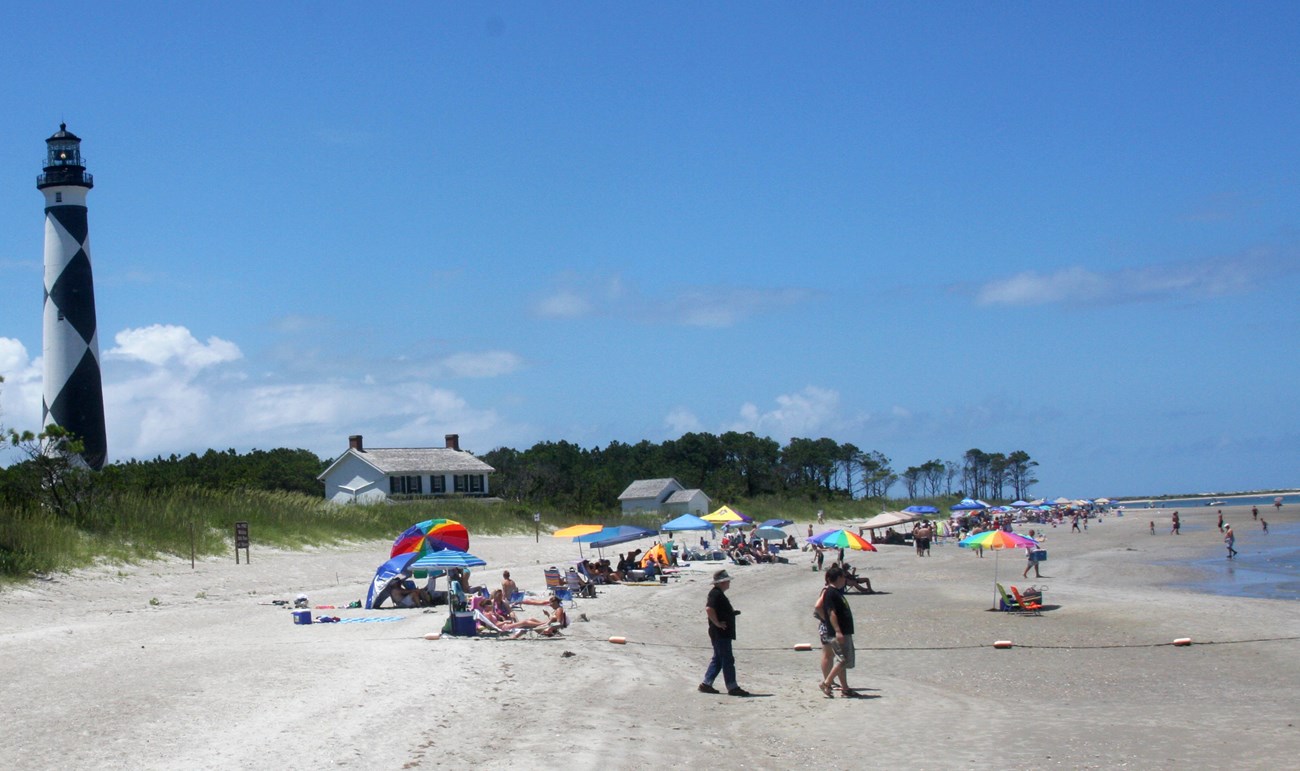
[
  {"left": 575, "top": 525, "right": 657, "bottom": 549},
  {"left": 661, "top": 514, "right": 715, "bottom": 532},
  {"left": 365, "top": 553, "right": 418, "bottom": 609},
  {"left": 904, "top": 506, "right": 939, "bottom": 514},
  {"left": 951, "top": 498, "right": 987, "bottom": 511},
  {"left": 759, "top": 518, "right": 794, "bottom": 528}
]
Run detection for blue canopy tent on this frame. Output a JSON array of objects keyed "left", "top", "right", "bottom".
[
  {"left": 365, "top": 553, "right": 418, "bottom": 609},
  {"left": 758, "top": 518, "right": 794, "bottom": 528},
  {"left": 576, "top": 525, "right": 658, "bottom": 550},
  {"left": 661, "top": 514, "right": 715, "bottom": 533},
  {"left": 904, "top": 505, "right": 939, "bottom": 514},
  {"left": 950, "top": 498, "right": 988, "bottom": 511}
]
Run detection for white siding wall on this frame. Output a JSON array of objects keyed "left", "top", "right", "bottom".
[{"left": 323, "top": 454, "right": 386, "bottom": 504}]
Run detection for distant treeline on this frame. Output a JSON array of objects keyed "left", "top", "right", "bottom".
[
  {"left": 0, "top": 447, "right": 329, "bottom": 508},
  {"left": 0, "top": 434, "right": 1036, "bottom": 515},
  {"left": 482, "top": 432, "right": 1038, "bottom": 514}
]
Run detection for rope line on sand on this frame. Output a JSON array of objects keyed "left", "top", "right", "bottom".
[{"left": 592, "top": 635, "right": 1300, "bottom": 652}]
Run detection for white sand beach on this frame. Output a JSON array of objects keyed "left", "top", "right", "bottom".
[{"left": 2, "top": 504, "right": 1297, "bottom": 770}]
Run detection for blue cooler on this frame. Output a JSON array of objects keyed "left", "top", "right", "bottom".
[
  {"left": 1031, "top": 549, "right": 1047, "bottom": 562},
  {"left": 292, "top": 610, "right": 312, "bottom": 625},
  {"left": 450, "top": 611, "right": 477, "bottom": 637}
]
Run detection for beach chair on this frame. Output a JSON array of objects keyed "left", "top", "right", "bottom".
[
  {"left": 544, "top": 567, "right": 565, "bottom": 594},
  {"left": 473, "top": 609, "right": 507, "bottom": 636},
  {"left": 996, "top": 583, "right": 1026, "bottom": 613},
  {"left": 566, "top": 569, "right": 595, "bottom": 599},
  {"left": 508, "top": 591, "right": 526, "bottom": 608},
  {"left": 1010, "top": 586, "right": 1043, "bottom": 614}
]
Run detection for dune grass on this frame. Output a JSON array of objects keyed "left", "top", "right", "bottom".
[{"left": 0, "top": 488, "right": 956, "bottom": 580}]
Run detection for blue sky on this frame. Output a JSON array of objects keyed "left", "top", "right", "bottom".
[{"left": 1, "top": 3, "right": 1297, "bottom": 497}]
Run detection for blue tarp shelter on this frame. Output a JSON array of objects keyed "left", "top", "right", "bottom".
[
  {"left": 661, "top": 514, "right": 715, "bottom": 532},
  {"left": 576, "top": 525, "right": 657, "bottom": 549}
]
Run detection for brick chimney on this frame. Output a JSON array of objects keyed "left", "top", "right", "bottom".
[
  {"left": 445, "top": 433, "right": 460, "bottom": 451},
  {"left": 348, "top": 435, "right": 364, "bottom": 452}
]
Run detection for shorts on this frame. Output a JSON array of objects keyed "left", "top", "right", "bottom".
[{"left": 824, "top": 633, "right": 855, "bottom": 669}]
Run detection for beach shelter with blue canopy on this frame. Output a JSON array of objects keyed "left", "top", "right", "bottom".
[
  {"left": 365, "top": 553, "right": 420, "bottom": 609},
  {"left": 904, "top": 505, "right": 939, "bottom": 514},
  {"left": 661, "top": 514, "right": 715, "bottom": 533},
  {"left": 575, "top": 525, "right": 657, "bottom": 550},
  {"left": 951, "top": 498, "right": 987, "bottom": 511}
]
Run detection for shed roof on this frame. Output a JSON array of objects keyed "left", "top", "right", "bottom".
[{"left": 617, "top": 478, "right": 682, "bottom": 501}]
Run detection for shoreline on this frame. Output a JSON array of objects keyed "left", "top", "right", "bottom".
[{"left": 1, "top": 504, "right": 1297, "bottom": 769}]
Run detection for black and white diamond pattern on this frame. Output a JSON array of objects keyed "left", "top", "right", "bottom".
[{"left": 43, "top": 204, "right": 107, "bottom": 470}]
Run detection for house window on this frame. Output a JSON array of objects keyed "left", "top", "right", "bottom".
[
  {"left": 454, "top": 474, "right": 484, "bottom": 494},
  {"left": 389, "top": 475, "right": 423, "bottom": 494},
  {"left": 431, "top": 475, "right": 446, "bottom": 494}
]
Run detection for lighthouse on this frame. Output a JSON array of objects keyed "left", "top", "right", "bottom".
[{"left": 37, "top": 124, "right": 107, "bottom": 470}]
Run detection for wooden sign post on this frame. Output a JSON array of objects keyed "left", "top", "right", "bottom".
[{"left": 234, "top": 521, "right": 250, "bottom": 564}]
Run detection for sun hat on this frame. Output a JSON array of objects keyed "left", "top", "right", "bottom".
[{"left": 712, "top": 570, "right": 732, "bottom": 584}]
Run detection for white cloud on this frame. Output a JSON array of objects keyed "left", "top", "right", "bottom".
[
  {"left": 664, "top": 406, "right": 702, "bottom": 434},
  {"left": 0, "top": 338, "right": 42, "bottom": 430},
  {"left": 0, "top": 323, "right": 528, "bottom": 462},
  {"left": 106, "top": 324, "right": 242, "bottom": 369},
  {"left": 533, "top": 272, "right": 815, "bottom": 327},
  {"left": 439, "top": 351, "right": 524, "bottom": 378},
  {"left": 974, "top": 251, "right": 1294, "bottom": 307},
  {"left": 728, "top": 386, "right": 842, "bottom": 439}
]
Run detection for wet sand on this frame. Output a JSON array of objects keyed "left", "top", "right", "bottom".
[{"left": 1, "top": 504, "right": 1297, "bottom": 769}]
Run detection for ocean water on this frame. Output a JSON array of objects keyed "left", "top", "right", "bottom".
[
  {"left": 1127, "top": 493, "right": 1300, "bottom": 510},
  {"left": 1169, "top": 521, "right": 1300, "bottom": 601}
]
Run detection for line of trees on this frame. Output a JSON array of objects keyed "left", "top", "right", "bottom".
[{"left": 889, "top": 449, "right": 1039, "bottom": 502}]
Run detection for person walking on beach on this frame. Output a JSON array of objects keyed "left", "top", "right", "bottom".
[
  {"left": 816, "top": 566, "right": 861, "bottom": 698},
  {"left": 1022, "top": 532, "right": 1042, "bottom": 579},
  {"left": 1149, "top": 520, "right": 1156, "bottom": 535},
  {"left": 1224, "top": 524, "right": 1238, "bottom": 559},
  {"left": 1252, "top": 506, "right": 1259, "bottom": 521},
  {"left": 1071, "top": 516, "right": 1081, "bottom": 533},
  {"left": 1217, "top": 511, "right": 1224, "bottom": 533},
  {"left": 699, "top": 570, "right": 751, "bottom": 697},
  {"left": 1171, "top": 511, "right": 1181, "bottom": 535},
  {"left": 1261, "top": 518, "right": 1268, "bottom": 533}
]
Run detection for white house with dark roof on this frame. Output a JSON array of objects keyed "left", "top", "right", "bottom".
[
  {"left": 319, "top": 434, "right": 495, "bottom": 504},
  {"left": 617, "top": 477, "right": 711, "bottom": 516}
]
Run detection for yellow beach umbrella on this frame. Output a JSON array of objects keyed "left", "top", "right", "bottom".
[
  {"left": 552, "top": 524, "right": 604, "bottom": 538},
  {"left": 702, "top": 505, "right": 752, "bottom": 524}
]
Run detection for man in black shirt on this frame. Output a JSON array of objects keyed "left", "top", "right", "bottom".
[{"left": 699, "top": 570, "right": 751, "bottom": 696}]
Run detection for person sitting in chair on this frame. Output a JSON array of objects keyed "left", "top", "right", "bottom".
[{"left": 503, "top": 595, "right": 568, "bottom": 637}]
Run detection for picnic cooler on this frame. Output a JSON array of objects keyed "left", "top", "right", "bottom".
[
  {"left": 1031, "top": 549, "right": 1047, "bottom": 562},
  {"left": 450, "top": 611, "right": 477, "bottom": 637},
  {"left": 292, "top": 610, "right": 312, "bottom": 625}
]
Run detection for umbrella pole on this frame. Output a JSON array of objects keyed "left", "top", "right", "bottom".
[{"left": 992, "top": 550, "right": 1001, "bottom": 610}]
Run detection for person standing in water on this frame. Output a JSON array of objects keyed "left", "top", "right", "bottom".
[{"left": 1224, "top": 524, "right": 1238, "bottom": 559}]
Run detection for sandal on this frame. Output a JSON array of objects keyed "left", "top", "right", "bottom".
[
  {"left": 841, "top": 688, "right": 864, "bottom": 698},
  {"left": 819, "top": 682, "right": 834, "bottom": 698}
]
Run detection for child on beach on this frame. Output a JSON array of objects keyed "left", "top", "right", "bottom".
[{"left": 1150, "top": 521, "right": 1155, "bottom": 535}]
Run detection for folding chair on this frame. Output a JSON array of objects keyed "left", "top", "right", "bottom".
[{"left": 1010, "top": 586, "right": 1043, "bottom": 615}]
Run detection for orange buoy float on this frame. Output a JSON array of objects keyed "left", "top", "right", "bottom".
[
  {"left": 793, "top": 643, "right": 814, "bottom": 652},
  {"left": 993, "top": 640, "right": 1014, "bottom": 649},
  {"left": 608, "top": 636, "right": 627, "bottom": 645},
  {"left": 1173, "top": 637, "right": 1192, "bottom": 646}
]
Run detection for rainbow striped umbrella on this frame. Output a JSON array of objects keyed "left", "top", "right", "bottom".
[
  {"left": 390, "top": 519, "right": 470, "bottom": 558},
  {"left": 808, "top": 528, "right": 877, "bottom": 551},
  {"left": 959, "top": 529, "right": 1039, "bottom": 609},
  {"left": 958, "top": 529, "right": 1038, "bottom": 551}
]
